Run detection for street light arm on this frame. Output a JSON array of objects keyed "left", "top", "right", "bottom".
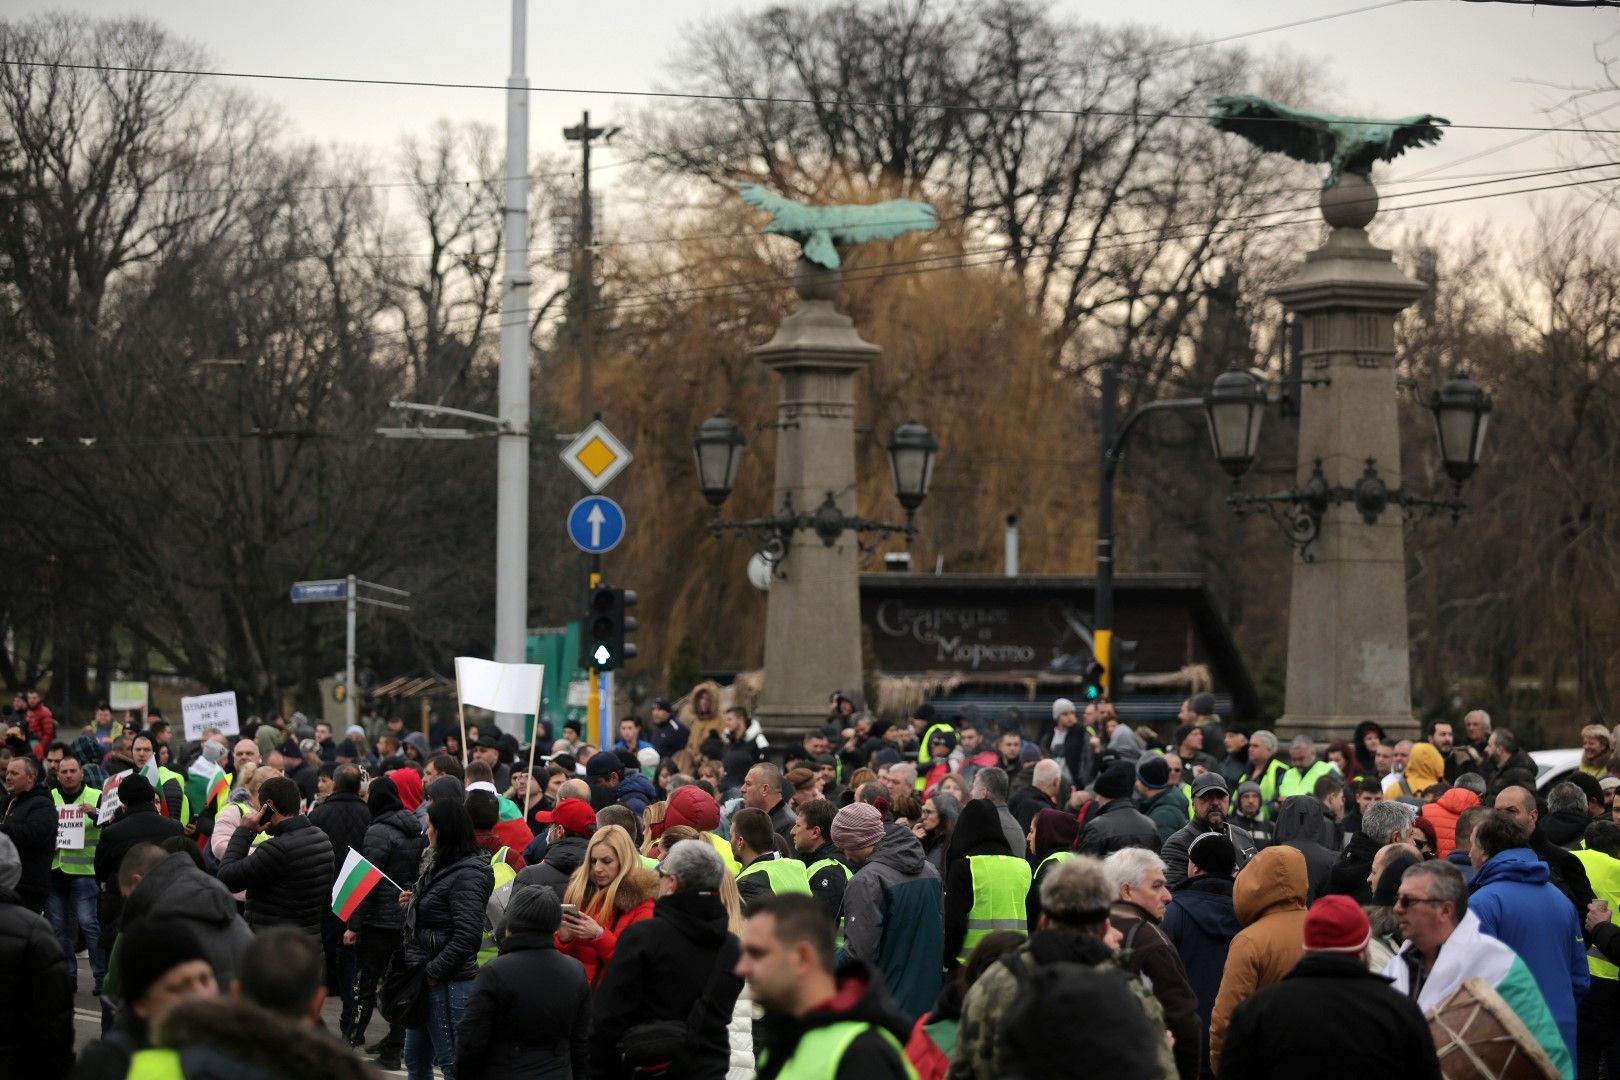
[
  {"left": 388, "top": 399, "right": 507, "bottom": 428},
  {"left": 1101, "top": 396, "right": 1207, "bottom": 483}
]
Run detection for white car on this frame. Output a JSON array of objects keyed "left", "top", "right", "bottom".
[{"left": 1530, "top": 748, "right": 1583, "bottom": 795}]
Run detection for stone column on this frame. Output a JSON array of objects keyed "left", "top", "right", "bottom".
[
  {"left": 751, "top": 259, "right": 878, "bottom": 737},
  {"left": 1274, "top": 175, "right": 1426, "bottom": 742}
]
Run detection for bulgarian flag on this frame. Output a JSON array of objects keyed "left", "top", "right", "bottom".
[
  {"left": 187, "top": 758, "right": 228, "bottom": 806},
  {"left": 332, "top": 847, "right": 396, "bottom": 921}
]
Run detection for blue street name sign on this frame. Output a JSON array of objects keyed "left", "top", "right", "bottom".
[
  {"left": 567, "top": 496, "right": 626, "bottom": 555},
  {"left": 290, "top": 579, "right": 349, "bottom": 603}
]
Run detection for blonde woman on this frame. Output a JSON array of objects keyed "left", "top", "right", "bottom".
[
  {"left": 558, "top": 823, "right": 659, "bottom": 985},
  {"left": 640, "top": 801, "right": 668, "bottom": 857}
]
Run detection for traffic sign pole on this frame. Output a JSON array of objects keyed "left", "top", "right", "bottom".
[
  {"left": 587, "top": 561, "right": 601, "bottom": 738},
  {"left": 346, "top": 574, "right": 358, "bottom": 732}
]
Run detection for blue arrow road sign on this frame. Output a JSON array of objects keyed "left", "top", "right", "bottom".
[{"left": 567, "top": 496, "right": 626, "bottom": 555}]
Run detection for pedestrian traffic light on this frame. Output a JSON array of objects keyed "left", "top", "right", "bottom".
[
  {"left": 1110, "top": 638, "right": 1139, "bottom": 699},
  {"left": 1081, "top": 655, "right": 1107, "bottom": 702},
  {"left": 581, "top": 584, "right": 638, "bottom": 672}
]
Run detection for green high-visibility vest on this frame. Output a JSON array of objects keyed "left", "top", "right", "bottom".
[
  {"left": 127, "top": 1049, "right": 182, "bottom": 1080},
  {"left": 157, "top": 767, "right": 192, "bottom": 825},
  {"left": 915, "top": 723, "right": 957, "bottom": 790},
  {"left": 738, "top": 855, "right": 812, "bottom": 897},
  {"left": 960, "top": 853, "right": 1032, "bottom": 961},
  {"left": 1573, "top": 847, "right": 1620, "bottom": 981},
  {"left": 640, "top": 854, "right": 660, "bottom": 871},
  {"left": 758, "top": 1020, "right": 919, "bottom": 1080},
  {"left": 51, "top": 786, "right": 101, "bottom": 875},
  {"left": 1278, "top": 760, "right": 1332, "bottom": 801},
  {"left": 1254, "top": 758, "right": 1289, "bottom": 820},
  {"left": 1036, "top": 850, "right": 1073, "bottom": 877}
]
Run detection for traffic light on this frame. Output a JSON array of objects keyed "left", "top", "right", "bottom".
[
  {"left": 1081, "top": 655, "right": 1107, "bottom": 702},
  {"left": 581, "top": 584, "right": 638, "bottom": 672},
  {"left": 1110, "top": 638, "right": 1139, "bottom": 698}
]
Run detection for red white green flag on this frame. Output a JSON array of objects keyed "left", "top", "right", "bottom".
[{"left": 332, "top": 847, "right": 389, "bottom": 921}]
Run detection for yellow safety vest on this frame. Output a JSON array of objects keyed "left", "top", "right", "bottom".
[
  {"left": 157, "top": 767, "right": 192, "bottom": 825},
  {"left": 1279, "top": 761, "right": 1332, "bottom": 801},
  {"left": 759, "top": 1021, "right": 918, "bottom": 1080},
  {"left": 738, "top": 855, "right": 812, "bottom": 897},
  {"left": 960, "top": 854, "right": 1032, "bottom": 961},
  {"left": 1036, "top": 850, "right": 1073, "bottom": 877},
  {"left": 51, "top": 786, "right": 101, "bottom": 875},
  {"left": 916, "top": 723, "right": 956, "bottom": 790},
  {"left": 1573, "top": 847, "right": 1620, "bottom": 981},
  {"left": 705, "top": 831, "right": 741, "bottom": 873},
  {"left": 127, "top": 1049, "right": 182, "bottom": 1080}
]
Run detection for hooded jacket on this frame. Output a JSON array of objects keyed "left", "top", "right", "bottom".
[
  {"left": 358, "top": 798, "right": 422, "bottom": 931},
  {"left": 122, "top": 852, "right": 254, "bottom": 988},
  {"left": 137, "top": 993, "right": 375, "bottom": 1080},
  {"left": 1270, "top": 795, "right": 1338, "bottom": 901},
  {"left": 456, "top": 929, "right": 592, "bottom": 1080},
  {"left": 1077, "top": 796, "right": 1160, "bottom": 858},
  {"left": 558, "top": 866, "right": 660, "bottom": 986},
  {"left": 1386, "top": 742, "right": 1446, "bottom": 800},
  {"left": 1106, "top": 724, "right": 1148, "bottom": 763},
  {"left": 1421, "top": 786, "right": 1480, "bottom": 858},
  {"left": 942, "top": 800, "right": 1016, "bottom": 968},
  {"left": 516, "top": 833, "right": 588, "bottom": 894},
  {"left": 614, "top": 770, "right": 658, "bottom": 816},
  {"left": 1469, "top": 847, "right": 1589, "bottom": 1057},
  {"left": 1138, "top": 786, "right": 1189, "bottom": 846},
  {"left": 1162, "top": 874, "right": 1240, "bottom": 1035},
  {"left": 1351, "top": 721, "right": 1386, "bottom": 777},
  {"left": 755, "top": 963, "right": 915, "bottom": 1080},
  {"left": 216, "top": 813, "right": 335, "bottom": 935},
  {"left": 1208, "top": 845, "right": 1308, "bottom": 1072},
  {"left": 1323, "top": 829, "right": 1382, "bottom": 905},
  {"left": 841, "top": 822, "right": 944, "bottom": 1021},
  {"left": 589, "top": 887, "right": 743, "bottom": 1080},
  {"left": 681, "top": 680, "right": 727, "bottom": 758},
  {"left": 1540, "top": 808, "right": 1589, "bottom": 851}
]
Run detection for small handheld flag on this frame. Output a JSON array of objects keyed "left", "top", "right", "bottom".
[{"left": 332, "top": 847, "right": 399, "bottom": 921}]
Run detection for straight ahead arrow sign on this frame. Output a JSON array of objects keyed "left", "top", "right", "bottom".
[
  {"left": 566, "top": 496, "right": 625, "bottom": 555},
  {"left": 587, "top": 504, "right": 606, "bottom": 547}
]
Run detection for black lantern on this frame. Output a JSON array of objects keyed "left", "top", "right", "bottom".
[
  {"left": 1428, "top": 372, "right": 1492, "bottom": 485},
  {"left": 692, "top": 412, "right": 746, "bottom": 507},
  {"left": 887, "top": 419, "right": 938, "bottom": 511},
  {"left": 1205, "top": 370, "right": 1267, "bottom": 478}
]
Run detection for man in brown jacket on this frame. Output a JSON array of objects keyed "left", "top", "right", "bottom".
[
  {"left": 1105, "top": 847, "right": 1202, "bottom": 1080},
  {"left": 1207, "top": 844, "right": 1309, "bottom": 1072}
]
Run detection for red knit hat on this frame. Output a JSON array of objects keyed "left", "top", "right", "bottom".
[
  {"left": 1303, "top": 894, "right": 1371, "bottom": 953},
  {"left": 665, "top": 785, "right": 720, "bottom": 832}
]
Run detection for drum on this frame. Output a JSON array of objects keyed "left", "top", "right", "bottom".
[{"left": 1427, "top": 977, "right": 1561, "bottom": 1080}]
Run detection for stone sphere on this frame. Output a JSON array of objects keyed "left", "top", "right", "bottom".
[{"left": 1321, "top": 172, "right": 1378, "bottom": 229}]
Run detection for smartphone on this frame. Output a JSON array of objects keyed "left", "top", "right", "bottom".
[{"left": 560, "top": 904, "right": 579, "bottom": 916}]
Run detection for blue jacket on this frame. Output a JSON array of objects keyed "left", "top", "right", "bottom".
[
  {"left": 1469, "top": 847, "right": 1589, "bottom": 1057},
  {"left": 614, "top": 772, "right": 658, "bottom": 816},
  {"left": 1444, "top": 849, "right": 1476, "bottom": 885},
  {"left": 1162, "top": 873, "right": 1241, "bottom": 1078}
]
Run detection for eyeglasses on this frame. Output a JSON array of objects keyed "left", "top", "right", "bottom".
[{"left": 1392, "top": 894, "right": 1446, "bottom": 910}]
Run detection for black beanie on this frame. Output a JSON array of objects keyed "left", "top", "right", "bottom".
[
  {"left": 1372, "top": 854, "right": 1420, "bottom": 908},
  {"left": 120, "top": 918, "right": 212, "bottom": 1007},
  {"left": 1187, "top": 832, "right": 1238, "bottom": 877},
  {"left": 1094, "top": 760, "right": 1136, "bottom": 800},
  {"left": 118, "top": 774, "right": 156, "bottom": 809}
]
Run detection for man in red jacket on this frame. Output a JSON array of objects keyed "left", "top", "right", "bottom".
[{"left": 24, "top": 690, "right": 54, "bottom": 761}]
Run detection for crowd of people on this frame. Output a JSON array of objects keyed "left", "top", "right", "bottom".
[{"left": 2, "top": 685, "right": 1620, "bottom": 1079}]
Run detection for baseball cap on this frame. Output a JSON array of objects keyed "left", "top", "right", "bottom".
[
  {"left": 533, "top": 797, "right": 595, "bottom": 836},
  {"left": 1190, "top": 772, "right": 1230, "bottom": 798}
]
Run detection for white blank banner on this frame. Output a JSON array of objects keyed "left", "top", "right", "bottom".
[{"left": 454, "top": 656, "right": 544, "bottom": 714}]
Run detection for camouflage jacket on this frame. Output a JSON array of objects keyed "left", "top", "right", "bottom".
[{"left": 946, "top": 929, "right": 1177, "bottom": 1080}]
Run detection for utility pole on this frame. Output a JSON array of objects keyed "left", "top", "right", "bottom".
[
  {"left": 564, "top": 112, "right": 619, "bottom": 427},
  {"left": 494, "top": 0, "right": 532, "bottom": 739}
]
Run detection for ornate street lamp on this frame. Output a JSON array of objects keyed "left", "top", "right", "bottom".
[
  {"left": 695, "top": 415, "right": 937, "bottom": 557},
  {"left": 692, "top": 412, "right": 747, "bottom": 508},
  {"left": 1428, "top": 372, "right": 1492, "bottom": 486},
  {"left": 1204, "top": 370, "right": 1268, "bottom": 479}
]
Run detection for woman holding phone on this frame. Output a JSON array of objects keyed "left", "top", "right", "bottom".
[{"left": 556, "top": 823, "right": 659, "bottom": 985}]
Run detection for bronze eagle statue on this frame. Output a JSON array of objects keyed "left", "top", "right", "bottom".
[
  {"left": 736, "top": 182, "right": 937, "bottom": 269},
  {"left": 1209, "top": 95, "right": 1448, "bottom": 188}
]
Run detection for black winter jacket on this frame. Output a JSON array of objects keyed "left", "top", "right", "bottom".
[
  {"left": 1161, "top": 874, "right": 1240, "bottom": 1078},
  {"left": 1323, "top": 829, "right": 1381, "bottom": 904},
  {"left": 1218, "top": 953, "right": 1441, "bottom": 1080},
  {"left": 0, "top": 783, "right": 55, "bottom": 906},
  {"left": 216, "top": 813, "right": 335, "bottom": 935},
  {"left": 94, "top": 803, "right": 185, "bottom": 933},
  {"left": 122, "top": 851, "right": 254, "bottom": 988},
  {"left": 589, "top": 888, "right": 743, "bottom": 1080},
  {"left": 0, "top": 888, "right": 73, "bottom": 1078},
  {"left": 1160, "top": 819, "right": 1257, "bottom": 888},
  {"left": 1007, "top": 785, "right": 1057, "bottom": 834},
  {"left": 359, "top": 808, "right": 421, "bottom": 930},
  {"left": 1484, "top": 749, "right": 1538, "bottom": 803},
  {"left": 1076, "top": 796, "right": 1159, "bottom": 857},
  {"left": 405, "top": 850, "right": 495, "bottom": 983},
  {"left": 310, "top": 792, "right": 372, "bottom": 868},
  {"left": 455, "top": 931, "right": 591, "bottom": 1080},
  {"left": 515, "top": 834, "right": 587, "bottom": 895}
]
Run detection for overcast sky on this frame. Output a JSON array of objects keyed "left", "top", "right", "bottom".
[{"left": 13, "top": 0, "right": 1620, "bottom": 234}]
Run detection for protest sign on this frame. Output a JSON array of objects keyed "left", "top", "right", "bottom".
[
  {"left": 109, "top": 681, "right": 149, "bottom": 711},
  {"left": 181, "top": 691, "right": 239, "bottom": 740},
  {"left": 98, "top": 769, "right": 131, "bottom": 825},
  {"left": 56, "top": 803, "right": 86, "bottom": 849}
]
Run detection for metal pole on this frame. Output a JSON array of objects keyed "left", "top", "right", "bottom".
[
  {"left": 494, "top": 0, "right": 532, "bottom": 738},
  {"left": 586, "top": 564, "right": 601, "bottom": 741},
  {"left": 578, "top": 110, "right": 594, "bottom": 426},
  {"left": 1094, "top": 365, "right": 1117, "bottom": 695},
  {"left": 345, "top": 573, "right": 357, "bottom": 732}
]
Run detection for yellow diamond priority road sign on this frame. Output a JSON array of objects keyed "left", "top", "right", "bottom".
[{"left": 560, "top": 420, "right": 632, "bottom": 493}]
